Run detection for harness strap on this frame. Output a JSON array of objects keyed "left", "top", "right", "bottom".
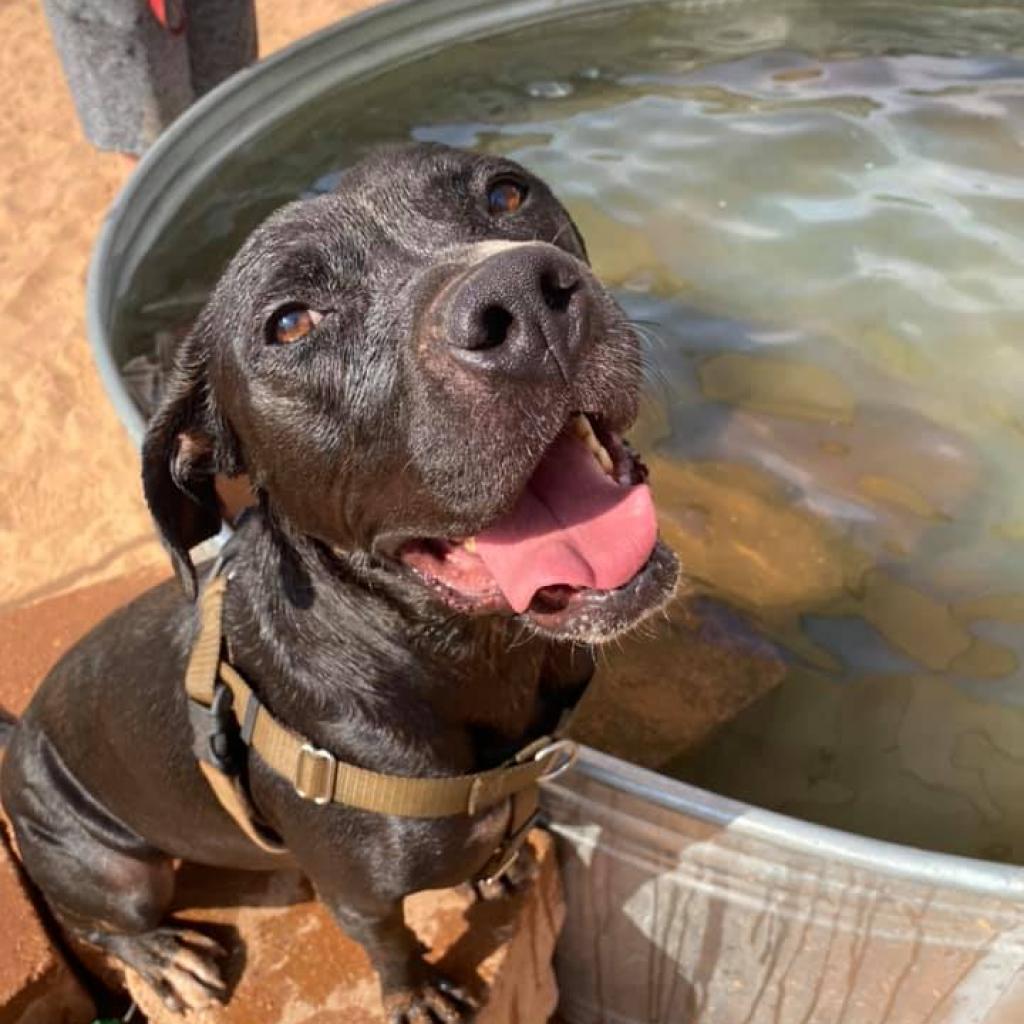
[
  {"left": 185, "top": 574, "right": 285, "bottom": 853},
  {"left": 184, "top": 567, "right": 578, "bottom": 875}
]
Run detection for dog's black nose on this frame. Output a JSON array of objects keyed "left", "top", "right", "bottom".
[{"left": 440, "top": 244, "right": 589, "bottom": 379}]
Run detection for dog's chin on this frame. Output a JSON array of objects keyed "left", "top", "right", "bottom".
[
  {"left": 392, "top": 412, "right": 680, "bottom": 643},
  {"left": 520, "top": 540, "right": 679, "bottom": 642}
]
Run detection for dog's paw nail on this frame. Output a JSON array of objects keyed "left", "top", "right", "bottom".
[
  {"left": 178, "top": 928, "right": 229, "bottom": 959},
  {"left": 158, "top": 986, "right": 185, "bottom": 1015},
  {"left": 387, "top": 976, "right": 478, "bottom": 1023},
  {"left": 436, "top": 977, "right": 478, "bottom": 1004}
]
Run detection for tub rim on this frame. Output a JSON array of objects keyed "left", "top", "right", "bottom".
[
  {"left": 86, "top": 0, "right": 1024, "bottom": 899},
  {"left": 556, "top": 746, "right": 1024, "bottom": 899}
]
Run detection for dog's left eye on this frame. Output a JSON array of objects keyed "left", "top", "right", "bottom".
[
  {"left": 268, "top": 305, "right": 323, "bottom": 345},
  {"left": 487, "top": 178, "right": 528, "bottom": 216}
]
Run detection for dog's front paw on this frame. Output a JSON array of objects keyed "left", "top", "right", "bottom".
[
  {"left": 384, "top": 972, "right": 479, "bottom": 1023},
  {"left": 105, "top": 925, "right": 228, "bottom": 1015}
]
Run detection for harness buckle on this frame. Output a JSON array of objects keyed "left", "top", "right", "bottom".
[
  {"left": 202, "top": 680, "right": 243, "bottom": 775},
  {"left": 295, "top": 744, "right": 337, "bottom": 805},
  {"left": 532, "top": 738, "right": 579, "bottom": 781}
]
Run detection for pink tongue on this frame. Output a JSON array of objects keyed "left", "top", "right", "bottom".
[{"left": 474, "top": 430, "right": 658, "bottom": 613}]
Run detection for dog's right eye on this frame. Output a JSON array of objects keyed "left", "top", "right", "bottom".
[
  {"left": 268, "top": 305, "right": 323, "bottom": 345},
  {"left": 487, "top": 178, "right": 528, "bottom": 216}
]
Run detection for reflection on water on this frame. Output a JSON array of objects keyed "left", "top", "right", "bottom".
[{"left": 116, "top": 0, "right": 1024, "bottom": 860}]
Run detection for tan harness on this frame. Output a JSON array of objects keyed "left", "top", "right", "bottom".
[{"left": 184, "top": 563, "right": 579, "bottom": 883}]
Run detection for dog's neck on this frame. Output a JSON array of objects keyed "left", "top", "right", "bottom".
[{"left": 213, "top": 510, "right": 583, "bottom": 775}]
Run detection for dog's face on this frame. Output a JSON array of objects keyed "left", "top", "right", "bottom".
[{"left": 144, "top": 143, "right": 678, "bottom": 641}]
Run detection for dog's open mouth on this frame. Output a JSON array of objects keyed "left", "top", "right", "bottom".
[{"left": 398, "top": 413, "right": 663, "bottom": 625}]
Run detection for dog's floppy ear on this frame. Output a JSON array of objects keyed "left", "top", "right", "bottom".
[{"left": 141, "top": 328, "right": 239, "bottom": 600}]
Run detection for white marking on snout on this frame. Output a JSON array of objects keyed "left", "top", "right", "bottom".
[{"left": 462, "top": 239, "right": 546, "bottom": 265}]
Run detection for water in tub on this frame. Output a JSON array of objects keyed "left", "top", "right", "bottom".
[{"left": 115, "top": 0, "right": 1024, "bottom": 862}]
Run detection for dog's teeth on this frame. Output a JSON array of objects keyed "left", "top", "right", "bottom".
[
  {"left": 572, "top": 414, "right": 615, "bottom": 477},
  {"left": 464, "top": 537, "right": 477, "bottom": 553}
]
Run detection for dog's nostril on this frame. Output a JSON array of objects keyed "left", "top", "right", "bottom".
[
  {"left": 540, "top": 270, "right": 579, "bottom": 314},
  {"left": 479, "top": 304, "right": 515, "bottom": 348}
]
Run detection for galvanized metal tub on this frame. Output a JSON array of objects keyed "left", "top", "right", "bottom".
[
  {"left": 87, "top": 1, "right": 1024, "bottom": 1021},
  {"left": 544, "top": 748, "right": 1024, "bottom": 1023}
]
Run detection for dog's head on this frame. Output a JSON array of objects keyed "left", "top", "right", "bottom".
[{"left": 143, "top": 143, "right": 678, "bottom": 642}]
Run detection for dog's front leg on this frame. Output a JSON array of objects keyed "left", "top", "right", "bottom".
[{"left": 323, "top": 889, "right": 479, "bottom": 1023}]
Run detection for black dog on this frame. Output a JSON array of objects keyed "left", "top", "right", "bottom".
[{"left": 1, "top": 143, "right": 678, "bottom": 1022}]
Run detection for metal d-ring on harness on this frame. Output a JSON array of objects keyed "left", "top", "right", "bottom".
[{"left": 184, "top": 558, "right": 580, "bottom": 882}]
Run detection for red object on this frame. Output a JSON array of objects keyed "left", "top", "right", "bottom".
[{"left": 148, "top": 0, "right": 186, "bottom": 34}]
